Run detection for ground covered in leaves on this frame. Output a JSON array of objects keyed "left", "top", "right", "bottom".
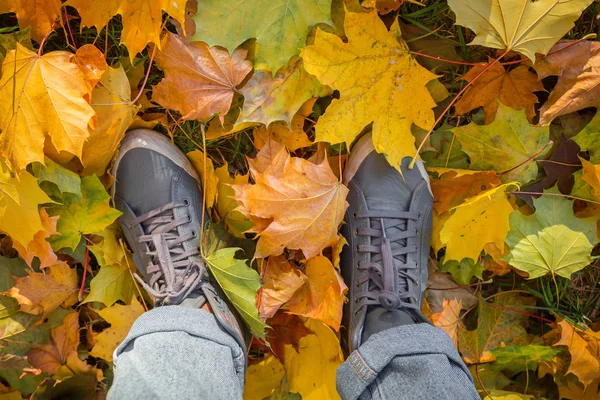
[{"left": 0, "top": 0, "right": 599, "bottom": 399}]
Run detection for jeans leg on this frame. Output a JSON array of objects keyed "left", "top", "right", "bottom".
[
  {"left": 336, "top": 324, "right": 479, "bottom": 400},
  {"left": 107, "top": 306, "right": 245, "bottom": 400}
]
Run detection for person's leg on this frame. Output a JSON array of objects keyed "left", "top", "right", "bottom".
[
  {"left": 337, "top": 133, "right": 478, "bottom": 399},
  {"left": 336, "top": 323, "right": 478, "bottom": 400},
  {"left": 108, "top": 307, "right": 245, "bottom": 400},
  {"left": 107, "top": 129, "right": 249, "bottom": 400}
]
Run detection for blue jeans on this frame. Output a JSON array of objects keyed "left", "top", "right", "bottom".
[{"left": 107, "top": 306, "right": 478, "bottom": 400}]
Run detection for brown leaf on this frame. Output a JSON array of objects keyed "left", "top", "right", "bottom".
[
  {"left": 259, "top": 255, "right": 308, "bottom": 320},
  {"left": 152, "top": 32, "right": 252, "bottom": 123},
  {"left": 234, "top": 151, "right": 349, "bottom": 259},
  {"left": 265, "top": 312, "right": 313, "bottom": 362},
  {"left": 431, "top": 170, "right": 501, "bottom": 214},
  {"left": 284, "top": 256, "right": 348, "bottom": 331},
  {"left": 454, "top": 62, "right": 544, "bottom": 124},
  {"left": 554, "top": 318, "right": 600, "bottom": 389},
  {"left": 6, "top": 263, "right": 78, "bottom": 319},
  {"left": 535, "top": 41, "right": 600, "bottom": 125},
  {"left": 431, "top": 299, "right": 463, "bottom": 347},
  {"left": 27, "top": 312, "right": 102, "bottom": 380},
  {"left": 12, "top": 208, "right": 64, "bottom": 269}
]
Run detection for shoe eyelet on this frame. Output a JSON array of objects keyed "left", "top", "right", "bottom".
[
  {"left": 415, "top": 228, "right": 419, "bottom": 235},
  {"left": 355, "top": 245, "right": 360, "bottom": 252},
  {"left": 183, "top": 198, "right": 190, "bottom": 207},
  {"left": 417, "top": 212, "right": 421, "bottom": 220},
  {"left": 354, "top": 228, "right": 359, "bottom": 235},
  {"left": 355, "top": 282, "right": 360, "bottom": 287},
  {"left": 191, "top": 231, "right": 197, "bottom": 239},
  {"left": 353, "top": 212, "right": 357, "bottom": 218}
]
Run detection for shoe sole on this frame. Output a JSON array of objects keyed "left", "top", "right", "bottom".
[{"left": 110, "top": 129, "right": 201, "bottom": 201}]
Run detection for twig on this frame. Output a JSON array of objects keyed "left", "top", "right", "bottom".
[
  {"left": 132, "top": 44, "right": 156, "bottom": 104},
  {"left": 78, "top": 239, "right": 90, "bottom": 301},
  {"left": 63, "top": 7, "right": 77, "bottom": 50}
]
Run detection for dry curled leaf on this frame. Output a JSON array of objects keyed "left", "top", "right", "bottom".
[
  {"left": 259, "top": 256, "right": 308, "bottom": 320},
  {"left": 554, "top": 318, "right": 600, "bottom": 389}
]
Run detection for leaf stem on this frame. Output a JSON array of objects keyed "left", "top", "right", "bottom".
[
  {"left": 79, "top": 239, "right": 89, "bottom": 302},
  {"left": 497, "top": 140, "right": 553, "bottom": 176},
  {"left": 410, "top": 49, "right": 510, "bottom": 167},
  {"left": 132, "top": 44, "right": 156, "bottom": 104},
  {"left": 510, "top": 191, "right": 600, "bottom": 205},
  {"left": 63, "top": 6, "right": 77, "bottom": 50}
]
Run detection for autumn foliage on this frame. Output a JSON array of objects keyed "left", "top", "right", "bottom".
[{"left": 0, "top": 0, "right": 599, "bottom": 399}]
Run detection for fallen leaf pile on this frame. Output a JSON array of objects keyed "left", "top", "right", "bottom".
[{"left": 0, "top": 1, "right": 599, "bottom": 399}]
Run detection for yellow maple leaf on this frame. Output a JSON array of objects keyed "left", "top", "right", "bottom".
[
  {"left": 6, "top": 263, "right": 78, "bottom": 320},
  {"left": 0, "top": 169, "right": 54, "bottom": 249},
  {"left": 81, "top": 65, "right": 139, "bottom": 177},
  {"left": 580, "top": 158, "right": 600, "bottom": 200},
  {"left": 439, "top": 183, "right": 517, "bottom": 262},
  {"left": 244, "top": 354, "right": 286, "bottom": 399},
  {"left": 65, "top": 0, "right": 186, "bottom": 59},
  {"left": 12, "top": 208, "right": 64, "bottom": 269},
  {"left": 234, "top": 151, "right": 349, "bottom": 259},
  {"left": 448, "top": 0, "right": 592, "bottom": 62},
  {"left": 301, "top": 9, "right": 437, "bottom": 172},
  {"left": 90, "top": 299, "right": 144, "bottom": 362},
  {"left": 0, "top": 0, "right": 62, "bottom": 42},
  {"left": 0, "top": 44, "right": 95, "bottom": 171},
  {"left": 554, "top": 318, "right": 600, "bottom": 389}
]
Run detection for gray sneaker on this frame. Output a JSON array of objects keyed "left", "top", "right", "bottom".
[
  {"left": 340, "top": 133, "right": 433, "bottom": 354},
  {"left": 111, "top": 129, "right": 248, "bottom": 353}
]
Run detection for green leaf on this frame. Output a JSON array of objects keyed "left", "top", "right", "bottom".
[
  {"left": 48, "top": 175, "right": 121, "bottom": 251},
  {"left": 0, "top": 307, "right": 71, "bottom": 357},
  {"left": 452, "top": 102, "right": 550, "bottom": 183},
  {"left": 30, "top": 375, "right": 97, "bottom": 400},
  {"left": 204, "top": 247, "right": 266, "bottom": 338},
  {"left": 192, "top": 0, "right": 333, "bottom": 72},
  {"left": 504, "top": 188, "right": 597, "bottom": 279},
  {"left": 0, "top": 257, "right": 28, "bottom": 292},
  {"left": 419, "top": 123, "right": 469, "bottom": 169},
  {"left": 573, "top": 111, "right": 600, "bottom": 163},
  {"left": 31, "top": 157, "right": 82, "bottom": 199},
  {"left": 439, "top": 258, "right": 483, "bottom": 286},
  {"left": 82, "top": 264, "right": 134, "bottom": 307},
  {"left": 0, "top": 355, "right": 46, "bottom": 395},
  {"left": 491, "top": 345, "right": 560, "bottom": 375}
]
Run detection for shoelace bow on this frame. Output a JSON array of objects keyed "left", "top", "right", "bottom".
[
  {"left": 131, "top": 200, "right": 206, "bottom": 305},
  {"left": 354, "top": 210, "right": 420, "bottom": 312}
]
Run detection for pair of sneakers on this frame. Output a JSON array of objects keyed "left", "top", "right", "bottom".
[{"left": 112, "top": 129, "right": 433, "bottom": 356}]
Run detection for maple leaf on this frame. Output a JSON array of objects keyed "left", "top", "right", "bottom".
[
  {"left": 535, "top": 41, "right": 600, "bottom": 125},
  {"left": 204, "top": 247, "right": 266, "bottom": 338},
  {"left": 83, "top": 229, "right": 135, "bottom": 307},
  {"left": 239, "top": 59, "right": 330, "bottom": 128},
  {"left": 234, "top": 150, "right": 349, "bottom": 259},
  {"left": 400, "top": 22, "right": 460, "bottom": 72},
  {"left": 0, "top": 0, "right": 62, "bottom": 42},
  {"left": 48, "top": 175, "right": 121, "bottom": 251},
  {"left": 12, "top": 209, "right": 63, "bottom": 270},
  {"left": 187, "top": 150, "right": 218, "bottom": 209},
  {"left": 431, "top": 299, "right": 462, "bottom": 347},
  {"left": 554, "top": 319, "right": 600, "bottom": 389},
  {"left": 448, "top": 0, "right": 593, "bottom": 62},
  {"left": 504, "top": 188, "right": 597, "bottom": 280},
  {"left": 81, "top": 65, "right": 139, "bottom": 177},
  {"left": 0, "top": 44, "right": 95, "bottom": 171},
  {"left": 90, "top": 299, "right": 144, "bottom": 362},
  {"left": 458, "top": 293, "right": 530, "bottom": 364},
  {"left": 71, "top": 45, "right": 107, "bottom": 94},
  {"left": 573, "top": 111, "right": 600, "bottom": 163},
  {"left": 192, "top": 0, "right": 332, "bottom": 72},
  {"left": 282, "top": 318, "right": 344, "bottom": 400},
  {"left": 454, "top": 62, "right": 544, "bottom": 124},
  {"left": 152, "top": 33, "right": 252, "bottom": 123},
  {"left": 439, "top": 258, "right": 483, "bottom": 286},
  {"left": 265, "top": 312, "right": 313, "bottom": 363},
  {"left": 27, "top": 312, "right": 101, "bottom": 381},
  {"left": 421, "top": 123, "right": 469, "bottom": 169},
  {"left": 0, "top": 27, "right": 33, "bottom": 64},
  {"left": 0, "top": 169, "right": 54, "bottom": 249},
  {"left": 284, "top": 256, "right": 347, "bottom": 331},
  {"left": 440, "top": 183, "right": 516, "bottom": 262},
  {"left": 452, "top": 102, "right": 550, "bottom": 183},
  {"left": 260, "top": 256, "right": 308, "bottom": 320},
  {"left": 65, "top": 0, "right": 185, "bottom": 59},
  {"left": 301, "top": 9, "right": 437, "bottom": 173},
  {"left": 214, "top": 164, "right": 253, "bottom": 238},
  {"left": 31, "top": 157, "right": 82, "bottom": 199},
  {"left": 431, "top": 170, "right": 501, "bottom": 214},
  {"left": 6, "top": 263, "right": 78, "bottom": 320}
]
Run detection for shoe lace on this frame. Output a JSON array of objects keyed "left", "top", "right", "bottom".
[
  {"left": 354, "top": 210, "right": 420, "bottom": 312},
  {"left": 131, "top": 200, "right": 206, "bottom": 305}
]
